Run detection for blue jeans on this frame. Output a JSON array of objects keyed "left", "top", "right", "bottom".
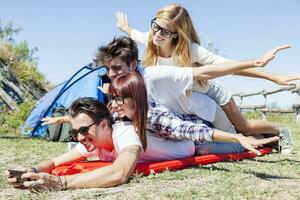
[{"left": 194, "top": 141, "right": 245, "bottom": 155}]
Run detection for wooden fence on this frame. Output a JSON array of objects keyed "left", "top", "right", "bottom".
[{"left": 233, "top": 85, "right": 300, "bottom": 124}]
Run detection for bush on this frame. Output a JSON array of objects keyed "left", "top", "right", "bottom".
[{"left": 0, "top": 99, "right": 36, "bottom": 136}]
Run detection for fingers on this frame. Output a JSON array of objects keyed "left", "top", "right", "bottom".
[
  {"left": 257, "top": 136, "right": 279, "bottom": 146},
  {"left": 4, "top": 170, "right": 11, "bottom": 177},
  {"left": 7, "top": 177, "right": 18, "bottom": 183},
  {"left": 281, "top": 81, "right": 296, "bottom": 86},
  {"left": 21, "top": 172, "right": 41, "bottom": 180},
  {"left": 242, "top": 142, "right": 262, "bottom": 156},
  {"left": 41, "top": 117, "right": 52, "bottom": 126},
  {"left": 23, "top": 180, "right": 41, "bottom": 188},
  {"left": 270, "top": 44, "right": 291, "bottom": 55},
  {"left": 98, "top": 86, "right": 106, "bottom": 94},
  {"left": 7, "top": 177, "right": 25, "bottom": 188}
]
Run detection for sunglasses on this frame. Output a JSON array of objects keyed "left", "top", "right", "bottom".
[
  {"left": 69, "top": 122, "right": 96, "bottom": 140},
  {"left": 151, "top": 18, "right": 177, "bottom": 38}
]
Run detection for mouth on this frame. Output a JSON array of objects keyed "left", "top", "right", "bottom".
[
  {"left": 153, "top": 36, "right": 164, "bottom": 43},
  {"left": 115, "top": 109, "right": 125, "bottom": 117}
]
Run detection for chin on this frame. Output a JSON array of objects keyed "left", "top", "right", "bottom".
[
  {"left": 85, "top": 144, "right": 97, "bottom": 152},
  {"left": 117, "top": 111, "right": 126, "bottom": 118}
]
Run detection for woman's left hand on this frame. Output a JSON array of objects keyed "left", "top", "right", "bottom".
[
  {"left": 253, "top": 45, "right": 291, "bottom": 68},
  {"left": 21, "top": 172, "right": 66, "bottom": 192},
  {"left": 235, "top": 134, "right": 279, "bottom": 155},
  {"left": 274, "top": 74, "right": 300, "bottom": 86}
]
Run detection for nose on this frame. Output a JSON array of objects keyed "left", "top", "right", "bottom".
[
  {"left": 108, "top": 70, "right": 116, "bottom": 79},
  {"left": 77, "top": 133, "right": 86, "bottom": 142},
  {"left": 111, "top": 100, "right": 118, "bottom": 108},
  {"left": 154, "top": 29, "right": 162, "bottom": 37}
]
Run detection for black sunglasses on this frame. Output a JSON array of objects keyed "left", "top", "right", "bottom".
[
  {"left": 69, "top": 122, "right": 96, "bottom": 140},
  {"left": 151, "top": 18, "right": 177, "bottom": 38},
  {"left": 68, "top": 112, "right": 108, "bottom": 140}
]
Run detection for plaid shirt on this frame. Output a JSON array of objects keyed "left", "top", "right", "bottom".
[{"left": 147, "top": 101, "right": 214, "bottom": 142}]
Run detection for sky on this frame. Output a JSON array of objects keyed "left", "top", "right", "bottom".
[{"left": 1, "top": 0, "right": 300, "bottom": 108}]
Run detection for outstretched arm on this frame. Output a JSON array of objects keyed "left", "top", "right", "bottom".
[
  {"left": 193, "top": 45, "right": 291, "bottom": 81},
  {"left": 234, "top": 68, "right": 300, "bottom": 86},
  {"left": 148, "top": 101, "right": 279, "bottom": 155},
  {"left": 212, "top": 131, "right": 279, "bottom": 155},
  {"left": 41, "top": 116, "right": 70, "bottom": 126},
  {"left": 21, "top": 145, "right": 140, "bottom": 190}
]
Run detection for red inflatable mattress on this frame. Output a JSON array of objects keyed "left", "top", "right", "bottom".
[{"left": 52, "top": 147, "right": 272, "bottom": 176}]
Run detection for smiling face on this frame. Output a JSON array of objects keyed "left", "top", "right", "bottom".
[
  {"left": 151, "top": 18, "right": 177, "bottom": 48},
  {"left": 70, "top": 113, "right": 114, "bottom": 152},
  {"left": 111, "top": 96, "right": 135, "bottom": 119},
  {"left": 105, "top": 57, "right": 137, "bottom": 81}
]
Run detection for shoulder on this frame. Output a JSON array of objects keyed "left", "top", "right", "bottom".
[
  {"left": 112, "top": 121, "right": 142, "bottom": 153},
  {"left": 112, "top": 121, "right": 136, "bottom": 137}
]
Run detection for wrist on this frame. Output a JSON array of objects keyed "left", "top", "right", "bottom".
[
  {"left": 30, "top": 167, "right": 40, "bottom": 173},
  {"left": 270, "top": 74, "right": 278, "bottom": 83},
  {"left": 61, "top": 176, "right": 68, "bottom": 190},
  {"left": 59, "top": 117, "right": 64, "bottom": 123},
  {"left": 124, "top": 26, "right": 132, "bottom": 35}
]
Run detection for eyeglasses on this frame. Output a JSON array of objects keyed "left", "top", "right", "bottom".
[
  {"left": 69, "top": 122, "right": 96, "bottom": 140},
  {"left": 151, "top": 18, "right": 177, "bottom": 38},
  {"left": 109, "top": 96, "right": 125, "bottom": 106}
]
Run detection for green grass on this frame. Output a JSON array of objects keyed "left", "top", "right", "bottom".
[{"left": 0, "top": 113, "right": 299, "bottom": 200}]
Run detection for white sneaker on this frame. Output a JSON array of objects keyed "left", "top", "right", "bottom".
[{"left": 279, "top": 127, "right": 294, "bottom": 155}]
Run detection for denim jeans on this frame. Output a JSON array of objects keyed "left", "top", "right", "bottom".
[{"left": 194, "top": 141, "right": 245, "bottom": 155}]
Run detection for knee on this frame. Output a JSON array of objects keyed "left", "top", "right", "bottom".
[{"left": 235, "top": 120, "right": 254, "bottom": 135}]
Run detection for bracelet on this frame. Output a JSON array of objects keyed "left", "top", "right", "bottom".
[
  {"left": 59, "top": 176, "right": 68, "bottom": 190},
  {"left": 31, "top": 167, "right": 40, "bottom": 173}
]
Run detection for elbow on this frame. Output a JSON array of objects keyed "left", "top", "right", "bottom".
[{"left": 112, "top": 170, "right": 131, "bottom": 185}]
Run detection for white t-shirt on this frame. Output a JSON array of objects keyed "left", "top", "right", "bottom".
[
  {"left": 143, "top": 65, "right": 217, "bottom": 122},
  {"left": 76, "top": 121, "right": 195, "bottom": 163},
  {"left": 131, "top": 29, "right": 233, "bottom": 93}
]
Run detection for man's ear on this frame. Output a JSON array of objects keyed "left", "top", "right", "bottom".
[
  {"left": 99, "top": 119, "right": 108, "bottom": 130},
  {"left": 129, "top": 60, "right": 138, "bottom": 71}
]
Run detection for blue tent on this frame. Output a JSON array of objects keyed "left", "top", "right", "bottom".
[{"left": 21, "top": 63, "right": 107, "bottom": 137}]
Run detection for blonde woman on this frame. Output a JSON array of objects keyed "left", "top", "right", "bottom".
[{"left": 116, "top": 4, "right": 298, "bottom": 153}]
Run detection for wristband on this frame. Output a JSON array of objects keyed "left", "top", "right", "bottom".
[{"left": 31, "top": 167, "right": 40, "bottom": 173}]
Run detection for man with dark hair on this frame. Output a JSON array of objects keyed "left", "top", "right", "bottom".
[{"left": 6, "top": 97, "right": 216, "bottom": 190}]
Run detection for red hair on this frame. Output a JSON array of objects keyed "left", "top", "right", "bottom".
[{"left": 108, "top": 72, "right": 148, "bottom": 151}]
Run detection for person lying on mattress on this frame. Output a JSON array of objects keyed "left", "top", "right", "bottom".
[{"left": 5, "top": 72, "right": 278, "bottom": 191}]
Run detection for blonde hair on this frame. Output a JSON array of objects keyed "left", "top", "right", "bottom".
[{"left": 142, "top": 4, "right": 201, "bottom": 67}]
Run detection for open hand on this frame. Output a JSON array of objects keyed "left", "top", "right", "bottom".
[
  {"left": 5, "top": 168, "right": 35, "bottom": 189},
  {"left": 116, "top": 12, "right": 130, "bottom": 34},
  {"left": 253, "top": 45, "right": 291, "bottom": 68},
  {"left": 41, "top": 117, "right": 63, "bottom": 126},
  {"left": 274, "top": 74, "right": 300, "bottom": 86},
  {"left": 236, "top": 134, "right": 279, "bottom": 155},
  {"left": 22, "top": 172, "right": 66, "bottom": 192}
]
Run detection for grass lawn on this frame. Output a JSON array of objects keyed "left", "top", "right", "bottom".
[{"left": 0, "top": 113, "right": 299, "bottom": 200}]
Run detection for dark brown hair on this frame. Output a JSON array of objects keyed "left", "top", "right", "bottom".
[
  {"left": 108, "top": 72, "right": 148, "bottom": 151},
  {"left": 69, "top": 97, "right": 114, "bottom": 127},
  {"left": 95, "top": 36, "right": 139, "bottom": 66}
]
